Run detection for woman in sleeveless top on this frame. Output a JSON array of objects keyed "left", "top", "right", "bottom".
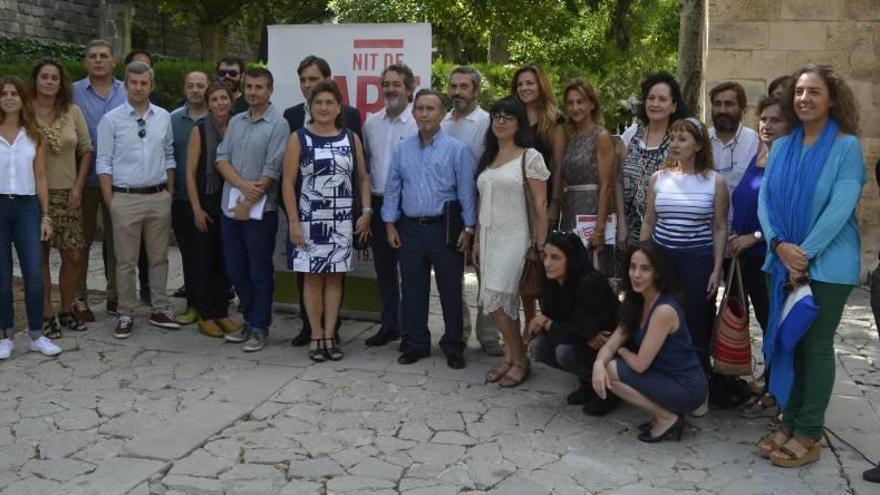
[
  {"left": 641, "top": 118, "right": 728, "bottom": 380},
  {"left": 559, "top": 79, "right": 616, "bottom": 275},
  {"left": 621, "top": 73, "right": 689, "bottom": 246},
  {"left": 30, "top": 59, "right": 93, "bottom": 337},
  {"left": 185, "top": 81, "right": 238, "bottom": 338},
  {"left": 592, "top": 243, "right": 707, "bottom": 442},
  {"left": 282, "top": 80, "right": 371, "bottom": 363}
]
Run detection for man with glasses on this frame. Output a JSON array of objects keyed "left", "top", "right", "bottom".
[
  {"left": 216, "top": 56, "right": 248, "bottom": 115},
  {"left": 708, "top": 81, "right": 759, "bottom": 197},
  {"left": 96, "top": 61, "right": 179, "bottom": 338}
]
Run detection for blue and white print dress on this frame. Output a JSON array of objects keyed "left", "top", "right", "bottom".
[{"left": 288, "top": 128, "right": 354, "bottom": 273}]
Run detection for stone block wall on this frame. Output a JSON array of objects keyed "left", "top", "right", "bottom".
[{"left": 705, "top": 0, "right": 880, "bottom": 279}]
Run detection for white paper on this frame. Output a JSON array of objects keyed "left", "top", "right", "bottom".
[
  {"left": 574, "top": 213, "right": 617, "bottom": 246},
  {"left": 227, "top": 187, "right": 267, "bottom": 220}
]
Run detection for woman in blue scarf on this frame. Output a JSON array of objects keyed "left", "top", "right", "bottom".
[{"left": 756, "top": 64, "right": 864, "bottom": 468}]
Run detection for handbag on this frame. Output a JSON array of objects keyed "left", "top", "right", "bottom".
[
  {"left": 711, "top": 257, "right": 752, "bottom": 376},
  {"left": 442, "top": 200, "right": 464, "bottom": 249},
  {"left": 518, "top": 151, "right": 544, "bottom": 298}
]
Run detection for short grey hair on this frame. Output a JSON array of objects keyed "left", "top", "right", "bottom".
[
  {"left": 450, "top": 66, "right": 481, "bottom": 89},
  {"left": 124, "top": 61, "right": 154, "bottom": 84}
]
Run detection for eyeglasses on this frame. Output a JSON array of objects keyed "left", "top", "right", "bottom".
[
  {"left": 491, "top": 113, "right": 516, "bottom": 123},
  {"left": 217, "top": 69, "right": 238, "bottom": 78},
  {"left": 136, "top": 118, "right": 146, "bottom": 138}
]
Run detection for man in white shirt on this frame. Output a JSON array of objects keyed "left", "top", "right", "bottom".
[
  {"left": 97, "top": 61, "right": 178, "bottom": 338},
  {"left": 362, "top": 63, "right": 417, "bottom": 348},
  {"left": 439, "top": 66, "right": 501, "bottom": 356},
  {"left": 709, "top": 81, "right": 760, "bottom": 196}
]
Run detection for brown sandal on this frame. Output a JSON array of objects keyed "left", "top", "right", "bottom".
[
  {"left": 758, "top": 428, "right": 791, "bottom": 459},
  {"left": 770, "top": 436, "right": 821, "bottom": 468},
  {"left": 485, "top": 360, "right": 512, "bottom": 383},
  {"left": 498, "top": 360, "right": 531, "bottom": 388}
]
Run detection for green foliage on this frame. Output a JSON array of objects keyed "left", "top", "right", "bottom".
[{"left": 0, "top": 37, "right": 85, "bottom": 63}]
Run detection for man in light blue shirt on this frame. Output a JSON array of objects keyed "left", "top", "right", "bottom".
[
  {"left": 71, "top": 39, "right": 126, "bottom": 320},
  {"left": 96, "top": 61, "right": 178, "bottom": 339},
  {"left": 382, "top": 89, "right": 476, "bottom": 369}
]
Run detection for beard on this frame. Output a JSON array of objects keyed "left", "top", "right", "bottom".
[
  {"left": 384, "top": 94, "right": 406, "bottom": 113},
  {"left": 451, "top": 97, "right": 471, "bottom": 112},
  {"left": 712, "top": 113, "right": 739, "bottom": 132}
]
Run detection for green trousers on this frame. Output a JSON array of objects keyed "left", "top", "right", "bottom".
[{"left": 781, "top": 280, "right": 852, "bottom": 439}]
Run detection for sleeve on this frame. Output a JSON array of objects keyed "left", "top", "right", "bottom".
[
  {"left": 455, "top": 143, "right": 477, "bottom": 227},
  {"left": 261, "top": 121, "right": 289, "bottom": 180},
  {"left": 164, "top": 114, "right": 176, "bottom": 170},
  {"left": 548, "top": 274, "right": 619, "bottom": 345},
  {"left": 95, "top": 114, "right": 113, "bottom": 176},
  {"left": 72, "top": 105, "right": 93, "bottom": 154},
  {"left": 621, "top": 123, "right": 638, "bottom": 149},
  {"left": 381, "top": 143, "right": 403, "bottom": 223},
  {"left": 525, "top": 148, "right": 551, "bottom": 180},
  {"left": 799, "top": 137, "right": 866, "bottom": 258},
  {"left": 215, "top": 123, "right": 230, "bottom": 164},
  {"left": 757, "top": 140, "right": 781, "bottom": 244}
]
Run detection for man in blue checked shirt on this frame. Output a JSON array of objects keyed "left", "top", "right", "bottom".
[{"left": 382, "top": 88, "right": 477, "bottom": 370}]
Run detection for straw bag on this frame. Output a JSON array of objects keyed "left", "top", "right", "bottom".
[{"left": 711, "top": 257, "right": 752, "bottom": 376}]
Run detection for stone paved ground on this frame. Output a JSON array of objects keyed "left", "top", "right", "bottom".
[{"left": 1, "top": 244, "right": 878, "bottom": 494}]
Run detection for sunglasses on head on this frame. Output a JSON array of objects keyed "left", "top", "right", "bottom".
[
  {"left": 218, "top": 69, "right": 238, "bottom": 78},
  {"left": 136, "top": 118, "right": 146, "bottom": 138}
]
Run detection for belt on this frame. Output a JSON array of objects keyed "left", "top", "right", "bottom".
[
  {"left": 564, "top": 184, "right": 599, "bottom": 193},
  {"left": 0, "top": 193, "right": 34, "bottom": 200},
  {"left": 112, "top": 184, "right": 167, "bottom": 194},
  {"left": 404, "top": 215, "right": 441, "bottom": 225}
]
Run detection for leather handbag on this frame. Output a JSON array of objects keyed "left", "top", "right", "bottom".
[
  {"left": 518, "top": 151, "right": 544, "bottom": 299},
  {"left": 711, "top": 257, "right": 752, "bottom": 376}
]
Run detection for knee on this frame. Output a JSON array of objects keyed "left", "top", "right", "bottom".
[
  {"left": 529, "top": 336, "right": 551, "bottom": 361},
  {"left": 554, "top": 346, "right": 580, "bottom": 370},
  {"left": 605, "top": 360, "right": 620, "bottom": 383}
]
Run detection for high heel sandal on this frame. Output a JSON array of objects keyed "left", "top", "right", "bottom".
[
  {"left": 308, "top": 339, "right": 326, "bottom": 362},
  {"left": 323, "top": 338, "right": 344, "bottom": 361},
  {"left": 758, "top": 427, "right": 791, "bottom": 459},
  {"left": 58, "top": 311, "right": 86, "bottom": 332},
  {"left": 638, "top": 414, "right": 685, "bottom": 443},
  {"left": 485, "top": 360, "right": 512, "bottom": 384},
  {"left": 42, "top": 315, "right": 62, "bottom": 339},
  {"left": 770, "top": 436, "right": 821, "bottom": 468},
  {"left": 498, "top": 360, "right": 531, "bottom": 388}
]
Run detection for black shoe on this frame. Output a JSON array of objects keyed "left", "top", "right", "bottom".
[
  {"left": 291, "top": 325, "right": 311, "bottom": 347},
  {"left": 566, "top": 381, "right": 597, "bottom": 405},
  {"left": 638, "top": 420, "right": 653, "bottom": 433},
  {"left": 638, "top": 415, "right": 685, "bottom": 443},
  {"left": 583, "top": 394, "right": 621, "bottom": 417},
  {"left": 864, "top": 465, "right": 880, "bottom": 483},
  {"left": 172, "top": 285, "right": 187, "bottom": 298},
  {"left": 446, "top": 353, "right": 466, "bottom": 369},
  {"left": 397, "top": 350, "right": 429, "bottom": 365},
  {"left": 365, "top": 327, "right": 400, "bottom": 347}
]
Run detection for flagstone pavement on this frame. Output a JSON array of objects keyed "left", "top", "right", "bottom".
[{"left": 2, "top": 243, "right": 878, "bottom": 494}]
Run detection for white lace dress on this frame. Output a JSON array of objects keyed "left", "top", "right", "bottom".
[{"left": 477, "top": 148, "right": 550, "bottom": 319}]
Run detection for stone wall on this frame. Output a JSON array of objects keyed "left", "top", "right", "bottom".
[
  {"left": 0, "top": 0, "right": 257, "bottom": 60},
  {"left": 705, "top": 0, "right": 880, "bottom": 280}
]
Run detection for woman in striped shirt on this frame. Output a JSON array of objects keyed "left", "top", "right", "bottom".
[{"left": 640, "top": 118, "right": 728, "bottom": 380}]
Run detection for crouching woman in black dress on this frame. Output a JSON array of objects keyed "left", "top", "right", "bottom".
[
  {"left": 592, "top": 243, "right": 707, "bottom": 442},
  {"left": 526, "top": 231, "right": 620, "bottom": 416}
]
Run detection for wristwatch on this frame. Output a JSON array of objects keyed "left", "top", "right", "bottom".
[{"left": 753, "top": 230, "right": 763, "bottom": 241}]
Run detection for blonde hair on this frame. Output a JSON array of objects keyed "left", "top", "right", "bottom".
[{"left": 511, "top": 64, "right": 562, "bottom": 147}]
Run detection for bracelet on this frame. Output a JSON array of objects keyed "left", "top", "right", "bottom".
[
  {"left": 41, "top": 216, "right": 53, "bottom": 224},
  {"left": 362, "top": 206, "right": 373, "bottom": 213}
]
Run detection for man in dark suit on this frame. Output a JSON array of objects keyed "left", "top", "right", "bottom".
[{"left": 284, "top": 55, "right": 362, "bottom": 347}]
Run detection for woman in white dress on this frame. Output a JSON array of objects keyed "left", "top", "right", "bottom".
[{"left": 474, "top": 97, "right": 549, "bottom": 387}]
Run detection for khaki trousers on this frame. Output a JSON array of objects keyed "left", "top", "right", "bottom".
[
  {"left": 109, "top": 191, "right": 172, "bottom": 317},
  {"left": 77, "top": 187, "right": 117, "bottom": 301}
]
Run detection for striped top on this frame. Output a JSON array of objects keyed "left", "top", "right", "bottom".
[{"left": 651, "top": 169, "right": 717, "bottom": 250}]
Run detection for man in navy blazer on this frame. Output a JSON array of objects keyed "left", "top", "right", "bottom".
[{"left": 283, "top": 55, "right": 362, "bottom": 347}]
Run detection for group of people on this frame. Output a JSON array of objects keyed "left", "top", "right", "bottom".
[{"left": 0, "top": 39, "right": 873, "bottom": 473}]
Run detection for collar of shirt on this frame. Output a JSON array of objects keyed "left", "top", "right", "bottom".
[
  {"left": 443, "top": 107, "right": 481, "bottom": 123},
  {"left": 0, "top": 128, "right": 25, "bottom": 147},
  {"left": 80, "top": 77, "right": 124, "bottom": 97},
  {"left": 122, "top": 101, "right": 156, "bottom": 119},
  {"left": 381, "top": 103, "right": 413, "bottom": 124},
  {"left": 709, "top": 122, "right": 744, "bottom": 149},
  {"left": 244, "top": 103, "right": 280, "bottom": 124},
  {"left": 172, "top": 104, "right": 207, "bottom": 123}
]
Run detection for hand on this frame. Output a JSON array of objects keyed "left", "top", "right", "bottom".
[
  {"left": 706, "top": 269, "right": 720, "bottom": 298},
  {"left": 68, "top": 187, "right": 83, "bottom": 209},
  {"left": 240, "top": 181, "right": 263, "bottom": 202},
  {"left": 526, "top": 316, "right": 545, "bottom": 338},
  {"left": 776, "top": 242, "right": 808, "bottom": 273},
  {"left": 193, "top": 207, "right": 213, "bottom": 233},
  {"left": 729, "top": 234, "right": 759, "bottom": 257},
  {"left": 355, "top": 212, "right": 371, "bottom": 236},
  {"left": 472, "top": 244, "right": 480, "bottom": 267},
  {"left": 592, "top": 361, "right": 609, "bottom": 400},
  {"left": 616, "top": 222, "right": 628, "bottom": 252},
  {"left": 456, "top": 231, "right": 472, "bottom": 253},
  {"left": 233, "top": 199, "right": 251, "bottom": 221},
  {"left": 588, "top": 331, "right": 611, "bottom": 351},
  {"left": 40, "top": 221, "right": 52, "bottom": 242},
  {"left": 289, "top": 220, "right": 304, "bottom": 246},
  {"left": 386, "top": 223, "right": 401, "bottom": 248},
  {"left": 589, "top": 229, "right": 605, "bottom": 251}
]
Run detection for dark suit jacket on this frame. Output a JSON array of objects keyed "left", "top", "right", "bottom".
[{"left": 283, "top": 103, "right": 362, "bottom": 139}]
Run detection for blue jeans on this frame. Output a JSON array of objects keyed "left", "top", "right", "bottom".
[
  {"left": 664, "top": 246, "right": 715, "bottom": 374},
  {"left": 398, "top": 217, "right": 464, "bottom": 356},
  {"left": 221, "top": 212, "right": 277, "bottom": 334},
  {"left": 0, "top": 195, "right": 44, "bottom": 333}
]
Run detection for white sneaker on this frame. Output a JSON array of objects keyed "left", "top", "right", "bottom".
[
  {"left": 0, "top": 339, "right": 13, "bottom": 360},
  {"left": 692, "top": 395, "right": 710, "bottom": 417},
  {"left": 29, "top": 336, "right": 62, "bottom": 357}
]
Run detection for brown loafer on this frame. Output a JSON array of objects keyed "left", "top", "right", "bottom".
[
  {"left": 216, "top": 318, "right": 241, "bottom": 334},
  {"left": 197, "top": 318, "right": 223, "bottom": 338}
]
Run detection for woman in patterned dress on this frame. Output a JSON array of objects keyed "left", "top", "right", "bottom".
[
  {"left": 282, "top": 80, "right": 371, "bottom": 362},
  {"left": 620, "top": 73, "right": 689, "bottom": 247},
  {"left": 559, "top": 79, "right": 616, "bottom": 275}
]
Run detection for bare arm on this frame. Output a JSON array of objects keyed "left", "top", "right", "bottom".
[
  {"left": 33, "top": 143, "right": 51, "bottom": 240},
  {"left": 592, "top": 129, "right": 615, "bottom": 248},
  {"left": 185, "top": 127, "right": 203, "bottom": 213},
  {"left": 617, "top": 304, "right": 678, "bottom": 373},
  {"left": 639, "top": 172, "right": 659, "bottom": 242},
  {"left": 547, "top": 124, "right": 566, "bottom": 228},
  {"left": 708, "top": 174, "right": 729, "bottom": 295},
  {"left": 529, "top": 176, "right": 548, "bottom": 248},
  {"left": 353, "top": 135, "right": 372, "bottom": 238},
  {"left": 281, "top": 133, "right": 303, "bottom": 245}
]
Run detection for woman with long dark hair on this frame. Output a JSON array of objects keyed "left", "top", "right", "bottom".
[
  {"left": 0, "top": 76, "right": 60, "bottom": 359},
  {"left": 592, "top": 243, "right": 707, "bottom": 442},
  {"left": 756, "top": 64, "right": 865, "bottom": 468},
  {"left": 474, "top": 97, "right": 549, "bottom": 387},
  {"left": 30, "top": 59, "right": 93, "bottom": 338},
  {"left": 527, "top": 231, "right": 619, "bottom": 415}
]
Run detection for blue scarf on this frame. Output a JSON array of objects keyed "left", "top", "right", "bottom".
[{"left": 763, "top": 118, "right": 839, "bottom": 408}]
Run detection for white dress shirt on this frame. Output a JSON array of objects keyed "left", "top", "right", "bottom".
[
  {"left": 0, "top": 128, "right": 37, "bottom": 195},
  {"left": 96, "top": 102, "right": 175, "bottom": 188},
  {"left": 710, "top": 123, "right": 759, "bottom": 194},
  {"left": 441, "top": 106, "right": 490, "bottom": 162},
  {"left": 363, "top": 103, "right": 417, "bottom": 195}
]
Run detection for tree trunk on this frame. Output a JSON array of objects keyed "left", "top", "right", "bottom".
[
  {"left": 487, "top": 32, "right": 509, "bottom": 64},
  {"left": 677, "top": 0, "right": 704, "bottom": 117},
  {"left": 200, "top": 23, "right": 227, "bottom": 62}
]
